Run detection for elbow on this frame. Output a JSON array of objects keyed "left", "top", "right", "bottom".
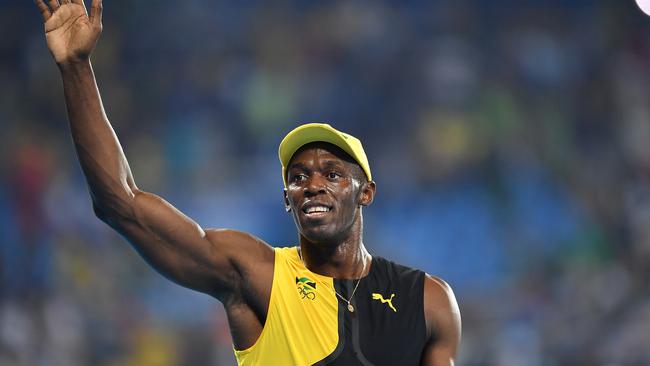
[
  {"left": 92, "top": 200, "right": 121, "bottom": 227},
  {"left": 92, "top": 201, "right": 107, "bottom": 221},
  {"left": 91, "top": 189, "right": 139, "bottom": 224}
]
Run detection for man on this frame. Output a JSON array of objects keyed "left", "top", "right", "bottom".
[{"left": 34, "top": 0, "right": 461, "bottom": 364}]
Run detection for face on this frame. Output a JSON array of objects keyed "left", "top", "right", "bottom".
[{"left": 284, "top": 142, "right": 375, "bottom": 245}]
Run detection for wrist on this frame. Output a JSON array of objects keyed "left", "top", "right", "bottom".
[{"left": 58, "top": 58, "right": 92, "bottom": 73}]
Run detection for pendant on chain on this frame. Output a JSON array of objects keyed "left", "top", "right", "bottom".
[{"left": 347, "top": 303, "right": 355, "bottom": 313}]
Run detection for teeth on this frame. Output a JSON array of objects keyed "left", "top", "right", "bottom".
[{"left": 306, "top": 206, "right": 330, "bottom": 214}]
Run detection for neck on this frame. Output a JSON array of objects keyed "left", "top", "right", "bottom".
[{"left": 299, "top": 213, "right": 371, "bottom": 279}]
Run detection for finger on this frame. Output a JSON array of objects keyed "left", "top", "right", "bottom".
[
  {"left": 48, "top": 0, "right": 59, "bottom": 11},
  {"left": 71, "top": 0, "right": 88, "bottom": 15},
  {"left": 60, "top": 0, "right": 70, "bottom": 4},
  {"left": 89, "top": 0, "right": 102, "bottom": 26},
  {"left": 34, "top": 0, "right": 52, "bottom": 21}
]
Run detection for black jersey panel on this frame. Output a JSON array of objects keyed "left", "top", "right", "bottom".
[{"left": 320, "top": 257, "right": 427, "bottom": 366}]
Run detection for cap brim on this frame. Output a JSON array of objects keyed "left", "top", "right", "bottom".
[{"left": 279, "top": 123, "right": 361, "bottom": 185}]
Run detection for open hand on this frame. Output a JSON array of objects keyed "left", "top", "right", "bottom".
[{"left": 35, "top": 0, "right": 103, "bottom": 65}]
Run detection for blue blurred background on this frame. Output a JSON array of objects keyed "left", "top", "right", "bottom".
[{"left": 2, "top": 0, "right": 650, "bottom": 364}]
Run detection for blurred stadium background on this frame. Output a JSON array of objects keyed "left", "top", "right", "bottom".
[{"left": 2, "top": 0, "right": 650, "bottom": 365}]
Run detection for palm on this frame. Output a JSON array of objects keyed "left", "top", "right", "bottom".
[{"left": 41, "top": 3, "right": 101, "bottom": 64}]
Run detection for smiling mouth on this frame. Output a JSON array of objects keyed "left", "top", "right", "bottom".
[{"left": 302, "top": 205, "right": 332, "bottom": 218}]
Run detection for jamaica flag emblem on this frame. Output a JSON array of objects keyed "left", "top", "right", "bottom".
[{"left": 296, "top": 277, "right": 317, "bottom": 300}]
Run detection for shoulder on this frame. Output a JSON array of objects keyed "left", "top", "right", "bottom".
[
  {"left": 373, "top": 258, "right": 455, "bottom": 309},
  {"left": 423, "top": 274, "right": 456, "bottom": 306},
  {"left": 203, "top": 229, "right": 276, "bottom": 305},
  {"left": 204, "top": 228, "right": 272, "bottom": 250},
  {"left": 373, "top": 256, "right": 424, "bottom": 279},
  {"left": 204, "top": 229, "right": 275, "bottom": 271},
  {"left": 423, "top": 274, "right": 461, "bottom": 344}
]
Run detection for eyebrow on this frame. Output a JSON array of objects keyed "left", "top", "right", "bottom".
[
  {"left": 288, "top": 160, "right": 346, "bottom": 172},
  {"left": 288, "top": 163, "right": 310, "bottom": 172},
  {"left": 321, "top": 160, "right": 345, "bottom": 169}
]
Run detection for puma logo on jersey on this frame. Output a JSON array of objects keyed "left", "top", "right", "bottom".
[{"left": 371, "top": 293, "right": 397, "bottom": 313}]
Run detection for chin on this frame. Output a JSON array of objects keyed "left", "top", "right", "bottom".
[{"left": 300, "top": 226, "right": 344, "bottom": 245}]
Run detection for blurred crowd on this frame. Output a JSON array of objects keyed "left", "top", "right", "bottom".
[{"left": 2, "top": 0, "right": 650, "bottom": 365}]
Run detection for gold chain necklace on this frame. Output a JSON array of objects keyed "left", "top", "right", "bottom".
[{"left": 298, "top": 248, "right": 367, "bottom": 313}]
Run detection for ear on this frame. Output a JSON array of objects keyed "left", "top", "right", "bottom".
[
  {"left": 283, "top": 188, "right": 291, "bottom": 212},
  {"left": 358, "top": 181, "right": 376, "bottom": 207}
]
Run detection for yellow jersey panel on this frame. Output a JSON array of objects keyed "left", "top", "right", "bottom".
[{"left": 234, "top": 247, "right": 339, "bottom": 366}]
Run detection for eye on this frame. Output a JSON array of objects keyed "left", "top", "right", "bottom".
[
  {"left": 327, "top": 172, "right": 341, "bottom": 180},
  {"left": 291, "top": 173, "right": 307, "bottom": 182}
]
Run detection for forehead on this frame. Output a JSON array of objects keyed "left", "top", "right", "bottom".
[{"left": 287, "top": 142, "right": 357, "bottom": 169}]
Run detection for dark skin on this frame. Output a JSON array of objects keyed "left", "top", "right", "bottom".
[
  {"left": 34, "top": 1, "right": 461, "bottom": 364},
  {"left": 285, "top": 142, "right": 373, "bottom": 279}
]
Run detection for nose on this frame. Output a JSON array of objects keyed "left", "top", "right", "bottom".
[{"left": 304, "top": 174, "right": 327, "bottom": 197}]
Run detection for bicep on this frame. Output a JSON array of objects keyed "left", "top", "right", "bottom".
[
  {"left": 99, "top": 189, "right": 272, "bottom": 297},
  {"left": 420, "top": 275, "right": 462, "bottom": 366}
]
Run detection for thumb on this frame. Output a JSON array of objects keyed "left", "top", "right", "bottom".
[{"left": 89, "top": 0, "right": 102, "bottom": 27}]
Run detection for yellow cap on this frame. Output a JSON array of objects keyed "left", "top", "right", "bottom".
[{"left": 279, "top": 123, "right": 372, "bottom": 187}]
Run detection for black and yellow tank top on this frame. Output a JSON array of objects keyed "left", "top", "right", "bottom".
[{"left": 234, "top": 246, "right": 427, "bottom": 365}]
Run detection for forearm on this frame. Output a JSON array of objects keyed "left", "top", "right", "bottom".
[
  {"left": 34, "top": 0, "right": 262, "bottom": 300},
  {"left": 59, "top": 59, "right": 137, "bottom": 217}
]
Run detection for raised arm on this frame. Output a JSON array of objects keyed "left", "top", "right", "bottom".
[
  {"left": 421, "top": 275, "right": 462, "bottom": 366},
  {"left": 34, "top": 0, "right": 274, "bottom": 299}
]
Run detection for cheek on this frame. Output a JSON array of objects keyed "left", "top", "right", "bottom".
[
  {"left": 336, "top": 186, "right": 359, "bottom": 216},
  {"left": 338, "top": 179, "right": 357, "bottom": 195},
  {"left": 286, "top": 189, "right": 300, "bottom": 205}
]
